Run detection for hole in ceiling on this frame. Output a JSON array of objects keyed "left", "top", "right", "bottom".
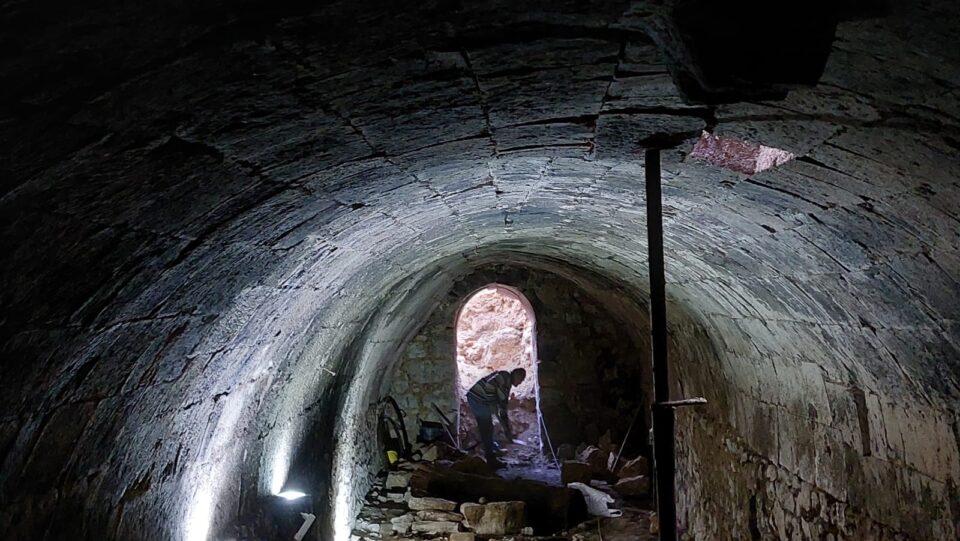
[{"left": 690, "top": 130, "right": 795, "bottom": 175}]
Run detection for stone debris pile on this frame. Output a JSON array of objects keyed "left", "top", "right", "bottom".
[
  {"left": 352, "top": 456, "right": 531, "bottom": 541},
  {"left": 351, "top": 438, "right": 656, "bottom": 541},
  {"left": 559, "top": 438, "right": 651, "bottom": 500}
]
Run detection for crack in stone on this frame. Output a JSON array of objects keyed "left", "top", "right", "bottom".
[
  {"left": 459, "top": 47, "right": 502, "bottom": 195},
  {"left": 740, "top": 177, "right": 834, "bottom": 211},
  {"left": 158, "top": 180, "right": 288, "bottom": 274},
  {"left": 792, "top": 228, "right": 852, "bottom": 273},
  {"left": 430, "top": 22, "right": 652, "bottom": 53}
]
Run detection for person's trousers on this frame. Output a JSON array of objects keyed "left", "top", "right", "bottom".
[{"left": 467, "top": 395, "right": 496, "bottom": 461}]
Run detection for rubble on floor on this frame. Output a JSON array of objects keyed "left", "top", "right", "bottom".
[
  {"left": 461, "top": 501, "right": 525, "bottom": 535},
  {"left": 350, "top": 441, "right": 657, "bottom": 541}
]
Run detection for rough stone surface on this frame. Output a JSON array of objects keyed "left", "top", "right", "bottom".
[
  {"left": 390, "top": 514, "right": 415, "bottom": 525},
  {"left": 0, "top": 1, "right": 958, "bottom": 540},
  {"left": 386, "top": 471, "right": 412, "bottom": 489},
  {"left": 415, "top": 510, "right": 463, "bottom": 522},
  {"left": 449, "top": 532, "right": 476, "bottom": 541},
  {"left": 460, "top": 502, "right": 484, "bottom": 524},
  {"left": 410, "top": 520, "right": 461, "bottom": 534},
  {"left": 451, "top": 456, "right": 497, "bottom": 477},
  {"left": 420, "top": 445, "right": 440, "bottom": 462},
  {"left": 461, "top": 501, "right": 526, "bottom": 535},
  {"left": 561, "top": 461, "right": 593, "bottom": 485},
  {"left": 616, "top": 456, "right": 649, "bottom": 479},
  {"left": 577, "top": 446, "right": 610, "bottom": 475},
  {"left": 408, "top": 497, "right": 458, "bottom": 512},
  {"left": 613, "top": 475, "right": 650, "bottom": 497}
]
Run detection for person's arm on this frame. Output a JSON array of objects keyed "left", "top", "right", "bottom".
[
  {"left": 497, "top": 398, "right": 514, "bottom": 441},
  {"left": 496, "top": 374, "right": 515, "bottom": 440}
]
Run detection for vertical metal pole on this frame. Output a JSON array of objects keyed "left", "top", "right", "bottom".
[{"left": 646, "top": 148, "right": 676, "bottom": 541}]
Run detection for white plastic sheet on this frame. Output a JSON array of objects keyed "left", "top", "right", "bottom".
[{"left": 566, "top": 482, "right": 623, "bottom": 518}]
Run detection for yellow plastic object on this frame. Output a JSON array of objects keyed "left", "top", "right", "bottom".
[{"left": 386, "top": 450, "right": 398, "bottom": 464}]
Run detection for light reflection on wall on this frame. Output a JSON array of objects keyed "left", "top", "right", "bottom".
[
  {"left": 185, "top": 481, "right": 213, "bottom": 541},
  {"left": 267, "top": 427, "right": 294, "bottom": 495},
  {"left": 331, "top": 365, "right": 372, "bottom": 541},
  {"left": 182, "top": 385, "right": 251, "bottom": 541}
]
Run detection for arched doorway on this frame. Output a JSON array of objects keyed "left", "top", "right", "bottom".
[{"left": 454, "top": 284, "right": 542, "bottom": 463}]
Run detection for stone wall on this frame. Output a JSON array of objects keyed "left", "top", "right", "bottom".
[
  {"left": 1, "top": 1, "right": 958, "bottom": 539},
  {"left": 669, "top": 310, "right": 960, "bottom": 540},
  {"left": 390, "top": 314, "right": 459, "bottom": 450},
  {"left": 388, "top": 264, "right": 652, "bottom": 458}
]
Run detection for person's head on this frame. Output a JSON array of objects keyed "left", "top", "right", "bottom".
[{"left": 510, "top": 368, "right": 526, "bottom": 385}]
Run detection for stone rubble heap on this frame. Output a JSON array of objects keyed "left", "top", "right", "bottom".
[
  {"left": 352, "top": 459, "right": 530, "bottom": 541},
  {"left": 559, "top": 437, "right": 651, "bottom": 500},
  {"left": 352, "top": 437, "right": 657, "bottom": 541}
]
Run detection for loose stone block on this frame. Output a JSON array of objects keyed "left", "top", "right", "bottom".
[
  {"left": 617, "top": 456, "right": 649, "bottom": 479},
  {"left": 410, "top": 520, "right": 460, "bottom": 534},
  {"left": 416, "top": 510, "right": 463, "bottom": 522},
  {"left": 421, "top": 445, "right": 440, "bottom": 462},
  {"left": 390, "top": 513, "right": 415, "bottom": 525},
  {"left": 408, "top": 496, "right": 458, "bottom": 511},
  {"left": 356, "top": 519, "right": 380, "bottom": 533},
  {"left": 386, "top": 492, "right": 407, "bottom": 502},
  {"left": 386, "top": 470, "right": 412, "bottom": 489},
  {"left": 460, "top": 501, "right": 525, "bottom": 535},
  {"left": 613, "top": 475, "right": 650, "bottom": 497},
  {"left": 561, "top": 460, "right": 593, "bottom": 484},
  {"left": 460, "top": 502, "right": 483, "bottom": 524},
  {"left": 577, "top": 445, "right": 608, "bottom": 474}
]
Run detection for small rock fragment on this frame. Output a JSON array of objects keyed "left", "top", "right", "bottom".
[
  {"left": 421, "top": 444, "right": 440, "bottom": 462},
  {"left": 386, "top": 470, "right": 412, "bottom": 489},
  {"left": 449, "top": 533, "right": 476, "bottom": 541}
]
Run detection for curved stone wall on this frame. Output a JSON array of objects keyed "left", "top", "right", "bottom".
[{"left": 0, "top": 1, "right": 958, "bottom": 540}]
